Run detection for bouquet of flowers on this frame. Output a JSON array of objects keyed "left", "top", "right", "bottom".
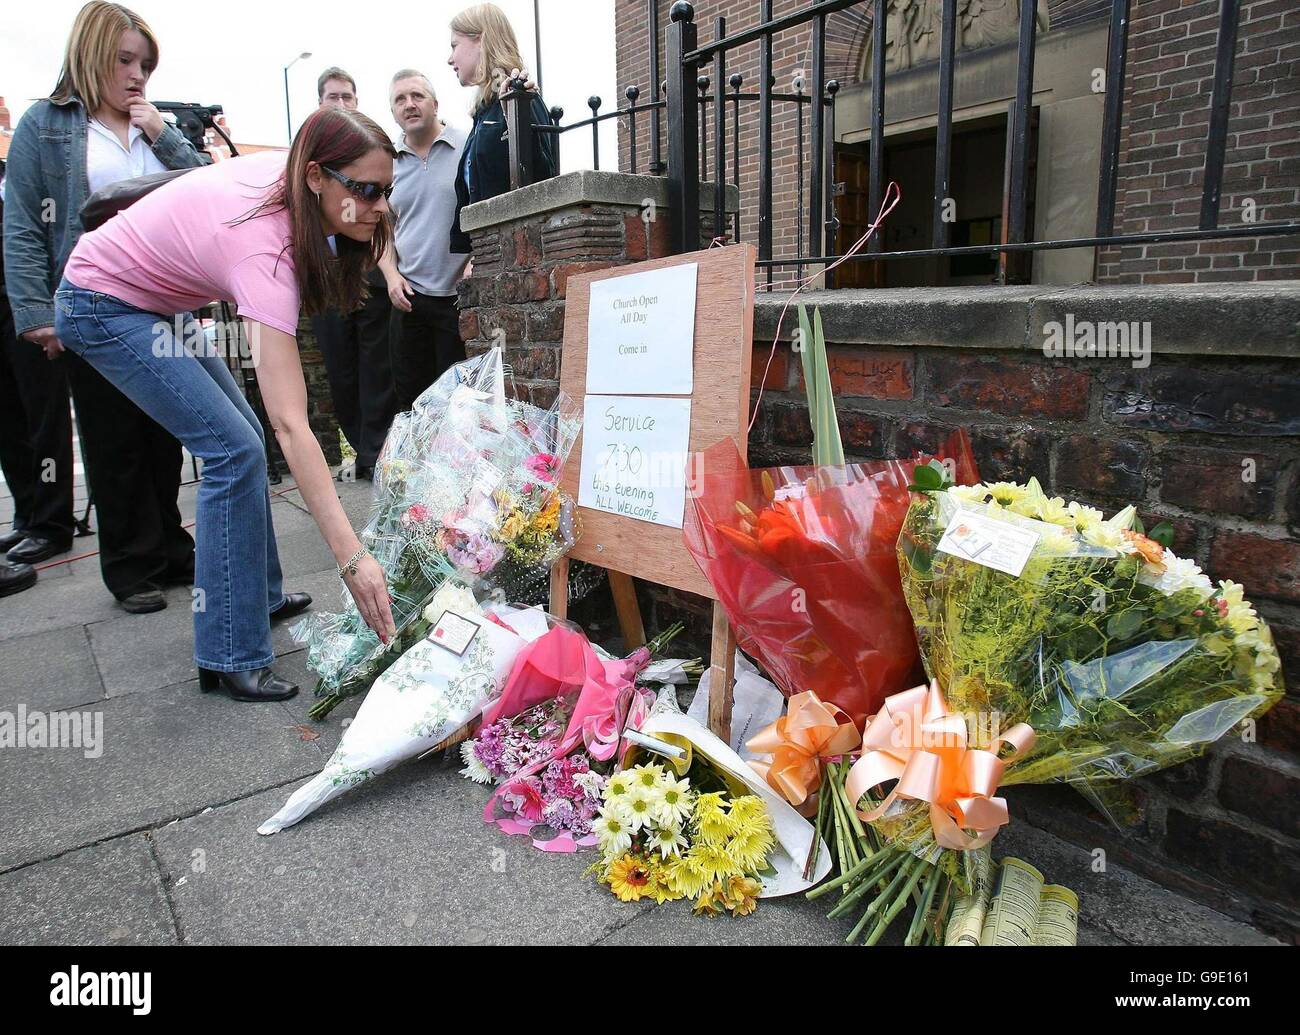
[
  {"left": 802, "top": 473, "right": 1284, "bottom": 944},
  {"left": 461, "top": 622, "right": 698, "bottom": 851},
  {"left": 294, "top": 347, "right": 582, "bottom": 719},
  {"left": 588, "top": 706, "right": 833, "bottom": 914},
  {"left": 588, "top": 762, "right": 774, "bottom": 916},
  {"left": 258, "top": 585, "right": 551, "bottom": 835},
  {"left": 684, "top": 307, "right": 979, "bottom": 728}
]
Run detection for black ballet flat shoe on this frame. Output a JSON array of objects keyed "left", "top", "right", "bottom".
[
  {"left": 270, "top": 592, "right": 313, "bottom": 622},
  {"left": 198, "top": 667, "right": 299, "bottom": 702}
]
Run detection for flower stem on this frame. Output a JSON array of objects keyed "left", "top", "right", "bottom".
[
  {"left": 905, "top": 861, "right": 944, "bottom": 946},
  {"left": 865, "top": 858, "right": 931, "bottom": 946},
  {"left": 826, "top": 849, "right": 906, "bottom": 919}
]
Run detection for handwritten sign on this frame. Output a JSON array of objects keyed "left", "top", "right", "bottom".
[
  {"left": 577, "top": 395, "right": 692, "bottom": 529},
  {"left": 585, "top": 263, "right": 698, "bottom": 396}
]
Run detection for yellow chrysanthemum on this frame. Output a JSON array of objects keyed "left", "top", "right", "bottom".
[
  {"left": 692, "top": 842, "right": 742, "bottom": 883},
  {"left": 693, "top": 792, "right": 731, "bottom": 844},
  {"left": 645, "top": 858, "right": 684, "bottom": 904},
  {"left": 727, "top": 826, "right": 776, "bottom": 874},
  {"left": 984, "top": 482, "right": 1026, "bottom": 507},
  {"left": 664, "top": 853, "right": 710, "bottom": 899},
  {"left": 606, "top": 855, "right": 654, "bottom": 903}
]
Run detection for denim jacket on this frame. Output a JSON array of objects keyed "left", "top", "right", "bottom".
[{"left": 2, "top": 96, "right": 205, "bottom": 336}]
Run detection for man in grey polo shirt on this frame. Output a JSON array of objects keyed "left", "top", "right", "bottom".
[{"left": 379, "top": 69, "right": 472, "bottom": 412}]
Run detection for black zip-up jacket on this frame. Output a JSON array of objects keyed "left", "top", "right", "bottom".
[{"left": 451, "top": 92, "right": 558, "bottom": 254}]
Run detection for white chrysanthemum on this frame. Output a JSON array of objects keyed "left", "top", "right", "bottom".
[
  {"left": 603, "top": 771, "right": 634, "bottom": 804},
  {"left": 654, "top": 775, "right": 695, "bottom": 827},
  {"left": 593, "top": 806, "right": 634, "bottom": 857},
  {"left": 647, "top": 824, "right": 688, "bottom": 859},
  {"left": 458, "top": 740, "right": 494, "bottom": 785},
  {"left": 623, "top": 788, "right": 661, "bottom": 832},
  {"left": 1080, "top": 520, "right": 1126, "bottom": 551},
  {"left": 1067, "top": 501, "right": 1105, "bottom": 531},
  {"left": 1137, "top": 549, "right": 1214, "bottom": 599}
]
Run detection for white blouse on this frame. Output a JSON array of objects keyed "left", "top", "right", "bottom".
[{"left": 86, "top": 118, "right": 166, "bottom": 195}]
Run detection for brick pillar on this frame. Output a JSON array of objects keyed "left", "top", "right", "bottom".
[
  {"left": 295, "top": 313, "right": 343, "bottom": 468},
  {"left": 457, "top": 170, "right": 738, "bottom": 407}
]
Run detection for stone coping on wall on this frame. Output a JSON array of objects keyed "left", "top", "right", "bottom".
[
  {"left": 754, "top": 283, "right": 1300, "bottom": 359},
  {"left": 461, "top": 170, "right": 740, "bottom": 234}
]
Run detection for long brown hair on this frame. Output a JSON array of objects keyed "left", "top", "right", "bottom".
[
  {"left": 451, "top": 3, "right": 527, "bottom": 114},
  {"left": 51, "top": 1, "right": 159, "bottom": 112},
  {"left": 240, "top": 107, "right": 396, "bottom": 317}
]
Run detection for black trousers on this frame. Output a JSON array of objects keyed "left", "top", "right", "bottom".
[
  {"left": 391, "top": 293, "right": 465, "bottom": 413},
  {"left": 309, "top": 280, "right": 397, "bottom": 470},
  {"left": 64, "top": 352, "right": 194, "bottom": 598},
  {"left": 0, "top": 294, "right": 75, "bottom": 545}
]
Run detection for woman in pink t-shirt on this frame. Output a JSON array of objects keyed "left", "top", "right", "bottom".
[{"left": 53, "top": 107, "right": 398, "bottom": 702}]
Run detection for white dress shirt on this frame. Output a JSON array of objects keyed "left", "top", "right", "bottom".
[{"left": 86, "top": 117, "right": 167, "bottom": 195}]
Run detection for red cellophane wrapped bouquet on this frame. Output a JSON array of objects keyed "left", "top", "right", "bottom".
[{"left": 683, "top": 306, "right": 979, "bottom": 728}]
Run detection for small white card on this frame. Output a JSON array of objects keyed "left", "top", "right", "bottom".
[
  {"left": 427, "top": 610, "right": 481, "bottom": 656},
  {"left": 937, "top": 512, "right": 1041, "bottom": 578},
  {"left": 585, "top": 263, "right": 698, "bottom": 396},
  {"left": 577, "top": 395, "right": 692, "bottom": 529}
]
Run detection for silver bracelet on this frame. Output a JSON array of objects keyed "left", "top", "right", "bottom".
[{"left": 337, "top": 546, "right": 367, "bottom": 578}]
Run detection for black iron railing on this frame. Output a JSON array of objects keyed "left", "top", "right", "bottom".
[{"left": 503, "top": 0, "right": 1300, "bottom": 287}]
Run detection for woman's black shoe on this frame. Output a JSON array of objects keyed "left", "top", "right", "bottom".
[
  {"left": 270, "top": 592, "right": 313, "bottom": 622},
  {"left": 198, "top": 667, "right": 299, "bottom": 702}
]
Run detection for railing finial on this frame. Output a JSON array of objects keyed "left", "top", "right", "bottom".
[
  {"left": 626, "top": 84, "right": 640, "bottom": 103},
  {"left": 670, "top": 1, "right": 694, "bottom": 24}
]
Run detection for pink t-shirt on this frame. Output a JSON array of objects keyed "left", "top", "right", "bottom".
[{"left": 65, "top": 150, "right": 300, "bottom": 336}]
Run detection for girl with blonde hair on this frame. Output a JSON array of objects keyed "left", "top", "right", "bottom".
[{"left": 448, "top": 2, "right": 558, "bottom": 248}]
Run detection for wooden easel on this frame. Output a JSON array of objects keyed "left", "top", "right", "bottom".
[{"left": 548, "top": 244, "right": 757, "bottom": 741}]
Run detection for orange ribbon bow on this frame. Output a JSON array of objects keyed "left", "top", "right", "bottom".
[
  {"left": 747, "top": 691, "right": 862, "bottom": 814},
  {"left": 845, "top": 680, "right": 1035, "bottom": 851}
]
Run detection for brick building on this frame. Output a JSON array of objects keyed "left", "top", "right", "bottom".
[{"left": 613, "top": 0, "right": 1299, "bottom": 286}]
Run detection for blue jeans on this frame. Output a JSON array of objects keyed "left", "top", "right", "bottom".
[{"left": 54, "top": 282, "right": 286, "bottom": 672}]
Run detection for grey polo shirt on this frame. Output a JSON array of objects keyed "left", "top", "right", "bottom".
[{"left": 391, "top": 124, "right": 469, "bottom": 298}]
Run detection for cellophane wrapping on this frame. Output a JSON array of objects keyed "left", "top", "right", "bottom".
[
  {"left": 293, "top": 347, "right": 582, "bottom": 718},
  {"left": 683, "top": 432, "right": 979, "bottom": 729},
  {"left": 885, "top": 480, "right": 1285, "bottom": 854}
]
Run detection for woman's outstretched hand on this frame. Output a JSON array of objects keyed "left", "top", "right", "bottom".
[{"left": 344, "top": 553, "right": 397, "bottom": 644}]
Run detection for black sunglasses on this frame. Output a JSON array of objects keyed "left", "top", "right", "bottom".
[{"left": 321, "top": 165, "right": 394, "bottom": 203}]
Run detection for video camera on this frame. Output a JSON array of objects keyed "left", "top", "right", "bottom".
[{"left": 153, "top": 101, "right": 238, "bottom": 159}]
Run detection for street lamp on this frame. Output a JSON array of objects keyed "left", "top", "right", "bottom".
[
  {"left": 283, "top": 51, "right": 312, "bottom": 145},
  {"left": 533, "top": 0, "right": 543, "bottom": 94}
]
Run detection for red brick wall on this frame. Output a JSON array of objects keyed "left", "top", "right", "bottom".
[
  {"left": 615, "top": 0, "right": 1299, "bottom": 285},
  {"left": 1096, "top": 0, "right": 1300, "bottom": 283}
]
